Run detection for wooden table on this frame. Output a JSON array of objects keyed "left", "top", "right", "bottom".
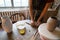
[
  {"left": 38, "top": 23, "right": 60, "bottom": 40},
  {"left": 0, "top": 20, "right": 37, "bottom": 40}
]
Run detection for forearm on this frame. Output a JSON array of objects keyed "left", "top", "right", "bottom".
[
  {"left": 29, "top": 0, "right": 34, "bottom": 21},
  {"left": 37, "top": 3, "right": 51, "bottom": 22}
]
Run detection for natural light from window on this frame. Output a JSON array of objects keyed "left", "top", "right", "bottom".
[
  {"left": 21, "top": 0, "right": 28, "bottom": 6},
  {"left": 4, "top": 0, "right": 12, "bottom": 7},
  {"left": 0, "top": 0, "right": 29, "bottom": 7},
  {"left": 13, "top": 0, "right": 21, "bottom": 7},
  {"left": 0, "top": 0, "right": 5, "bottom": 7},
  {"left": 0, "top": 0, "right": 11, "bottom": 7}
]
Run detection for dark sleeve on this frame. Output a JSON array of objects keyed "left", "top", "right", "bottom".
[{"left": 46, "top": 0, "right": 54, "bottom": 3}]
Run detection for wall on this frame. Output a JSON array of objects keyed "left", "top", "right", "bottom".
[
  {"left": 55, "top": 0, "right": 60, "bottom": 20},
  {"left": 57, "top": 7, "right": 60, "bottom": 20}
]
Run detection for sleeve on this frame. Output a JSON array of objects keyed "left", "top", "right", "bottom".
[{"left": 46, "top": 0, "right": 54, "bottom": 3}]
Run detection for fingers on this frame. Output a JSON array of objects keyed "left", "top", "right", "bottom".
[
  {"left": 36, "top": 21, "right": 41, "bottom": 27},
  {"left": 31, "top": 21, "right": 37, "bottom": 28},
  {"left": 30, "top": 20, "right": 41, "bottom": 28}
]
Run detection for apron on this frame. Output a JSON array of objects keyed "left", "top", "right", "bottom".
[{"left": 32, "top": 0, "right": 46, "bottom": 21}]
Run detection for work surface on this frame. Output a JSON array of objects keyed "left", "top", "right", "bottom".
[{"left": 0, "top": 20, "right": 37, "bottom": 40}]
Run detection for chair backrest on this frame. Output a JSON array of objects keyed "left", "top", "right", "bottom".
[
  {"left": 0, "top": 11, "right": 26, "bottom": 23},
  {"left": 0, "top": 11, "right": 18, "bottom": 23},
  {"left": 10, "top": 13, "right": 26, "bottom": 23}
]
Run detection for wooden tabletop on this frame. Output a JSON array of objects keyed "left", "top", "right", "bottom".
[
  {"left": 0, "top": 20, "right": 37, "bottom": 40},
  {"left": 38, "top": 23, "right": 60, "bottom": 40}
]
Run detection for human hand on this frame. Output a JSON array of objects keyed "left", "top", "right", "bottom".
[
  {"left": 31, "top": 20, "right": 36, "bottom": 28},
  {"left": 36, "top": 21, "right": 41, "bottom": 27}
]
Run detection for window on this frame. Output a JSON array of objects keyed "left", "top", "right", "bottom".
[
  {"left": 4, "top": 0, "right": 12, "bottom": 7},
  {"left": 13, "top": 0, "right": 21, "bottom": 7},
  {"left": 0, "top": 0, "right": 4, "bottom": 7},
  {"left": 0, "top": 0, "right": 12, "bottom": 7},
  {"left": 0, "top": 0, "right": 29, "bottom": 7},
  {"left": 21, "top": 0, "right": 28, "bottom": 6}
]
